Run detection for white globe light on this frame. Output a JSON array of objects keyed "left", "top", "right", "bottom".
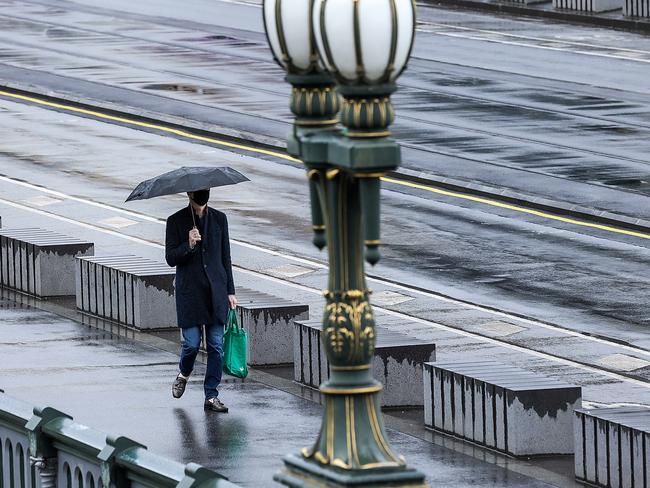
[
  {"left": 263, "top": 0, "right": 322, "bottom": 74},
  {"left": 313, "top": 0, "right": 415, "bottom": 84}
]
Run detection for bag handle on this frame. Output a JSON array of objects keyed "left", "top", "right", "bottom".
[{"left": 226, "top": 308, "right": 240, "bottom": 333}]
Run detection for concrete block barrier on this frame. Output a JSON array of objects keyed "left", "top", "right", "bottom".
[
  {"left": 76, "top": 255, "right": 176, "bottom": 329},
  {"left": 294, "top": 319, "right": 436, "bottom": 407},
  {"left": 424, "top": 360, "right": 581, "bottom": 456},
  {"left": 554, "top": 0, "right": 622, "bottom": 13},
  {"left": 235, "top": 287, "right": 309, "bottom": 366},
  {"left": 575, "top": 407, "right": 650, "bottom": 488},
  {"left": 624, "top": 0, "right": 649, "bottom": 16},
  {"left": 0, "top": 228, "right": 94, "bottom": 297}
]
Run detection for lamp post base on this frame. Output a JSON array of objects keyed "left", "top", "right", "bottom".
[
  {"left": 274, "top": 454, "right": 427, "bottom": 488},
  {"left": 275, "top": 386, "right": 426, "bottom": 487}
]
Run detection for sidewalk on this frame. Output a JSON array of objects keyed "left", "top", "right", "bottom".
[{"left": 0, "top": 295, "right": 572, "bottom": 488}]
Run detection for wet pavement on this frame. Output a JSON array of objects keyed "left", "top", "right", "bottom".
[
  {"left": 0, "top": 296, "right": 575, "bottom": 487},
  {"left": 1, "top": 0, "right": 650, "bottom": 224}
]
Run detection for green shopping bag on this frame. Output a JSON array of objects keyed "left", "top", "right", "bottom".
[{"left": 223, "top": 309, "right": 248, "bottom": 378}]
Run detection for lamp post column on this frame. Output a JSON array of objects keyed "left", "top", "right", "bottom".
[
  {"left": 275, "top": 85, "right": 426, "bottom": 488},
  {"left": 264, "top": 0, "right": 426, "bottom": 485}
]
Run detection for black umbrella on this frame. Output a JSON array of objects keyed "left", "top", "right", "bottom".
[{"left": 125, "top": 166, "right": 249, "bottom": 202}]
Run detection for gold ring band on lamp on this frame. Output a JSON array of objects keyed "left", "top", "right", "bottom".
[
  {"left": 343, "top": 289, "right": 365, "bottom": 298},
  {"left": 295, "top": 118, "right": 339, "bottom": 126},
  {"left": 319, "top": 384, "right": 383, "bottom": 395},
  {"left": 346, "top": 130, "right": 391, "bottom": 138},
  {"left": 330, "top": 364, "right": 371, "bottom": 371},
  {"left": 312, "top": 225, "right": 325, "bottom": 230},
  {"left": 365, "top": 239, "right": 381, "bottom": 245}
]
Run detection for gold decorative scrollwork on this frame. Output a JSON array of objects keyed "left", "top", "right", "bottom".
[{"left": 322, "top": 290, "right": 375, "bottom": 366}]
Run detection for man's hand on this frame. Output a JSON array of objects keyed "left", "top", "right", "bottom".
[
  {"left": 189, "top": 228, "right": 201, "bottom": 249},
  {"left": 228, "top": 294, "right": 237, "bottom": 310}
]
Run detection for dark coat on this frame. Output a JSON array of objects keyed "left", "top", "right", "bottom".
[{"left": 165, "top": 206, "right": 235, "bottom": 328}]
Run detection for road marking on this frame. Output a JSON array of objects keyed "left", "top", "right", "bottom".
[
  {"left": 416, "top": 23, "right": 650, "bottom": 64},
  {"left": 234, "top": 267, "right": 650, "bottom": 389},
  {"left": 1, "top": 90, "right": 648, "bottom": 246},
  {"left": 382, "top": 177, "right": 650, "bottom": 241},
  {"left": 0, "top": 197, "right": 161, "bottom": 247},
  {"left": 0, "top": 91, "right": 297, "bottom": 163}
]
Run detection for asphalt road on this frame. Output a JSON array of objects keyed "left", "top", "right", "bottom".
[{"left": 1, "top": 0, "right": 650, "bottom": 222}]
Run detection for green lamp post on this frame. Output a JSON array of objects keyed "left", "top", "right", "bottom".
[{"left": 264, "top": 0, "right": 426, "bottom": 486}]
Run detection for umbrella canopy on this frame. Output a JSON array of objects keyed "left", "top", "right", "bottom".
[{"left": 125, "top": 166, "right": 249, "bottom": 202}]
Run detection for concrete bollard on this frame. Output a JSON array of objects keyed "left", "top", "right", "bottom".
[
  {"left": 235, "top": 288, "right": 309, "bottom": 366},
  {"left": 575, "top": 407, "right": 650, "bottom": 488},
  {"left": 624, "top": 0, "right": 649, "bottom": 16},
  {"left": 0, "top": 228, "right": 94, "bottom": 297},
  {"left": 294, "top": 319, "right": 436, "bottom": 407},
  {"left": 76, "top": 255, "right": 176, "bottom": 329},
  {"left": 554, "top": 0, "right": 622, "bottom": 13},
  {"left": 424, "top": 360, "right": 581, "bottom": 456}
]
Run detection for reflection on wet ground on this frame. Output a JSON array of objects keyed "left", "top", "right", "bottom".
[{"left": 0, "top": 297, "right": 573, "bottom": 487}]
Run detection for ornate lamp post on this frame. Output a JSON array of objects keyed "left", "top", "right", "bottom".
[{"left": 264, "top": 1, "right": 425, "bottom": 486}]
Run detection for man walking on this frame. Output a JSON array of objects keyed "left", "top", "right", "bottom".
[{"left": 165, "top": 188, "right": 237, "bottom": 412}]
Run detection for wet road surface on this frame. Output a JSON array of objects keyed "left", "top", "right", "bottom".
[{"left": 1, "top": 0, "right": 650, "bottom": 222}]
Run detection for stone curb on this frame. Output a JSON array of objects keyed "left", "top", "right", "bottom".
[
  {"left": 4, "top": 81, "right": 650, "bottom": 237},
  {"left": 422, "top": 0, "right": 650, "bottom": 34}
]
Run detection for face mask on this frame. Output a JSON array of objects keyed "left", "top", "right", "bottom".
[{"left": 191, "top": 189, "right": 210, "bottom": 206}]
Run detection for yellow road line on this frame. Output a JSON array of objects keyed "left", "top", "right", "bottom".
[
  {"left": 383, "top": 177, "right": 650, "bottom": 240},
  {"left": 0, "top": 90, "right": 299, "bottom": 162},
  {"left": 1, "top": 89, "right": 648, "bottom": 241}
]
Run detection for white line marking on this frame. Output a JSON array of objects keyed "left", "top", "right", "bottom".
[
  {"left": 2, "top": 173, "right": 650, "bottom": 359},
  {"left": 419, "top": 30, "right": 650, "bottom": 65},
  {"left": 0, "top": 197, "right": 161, "bottom": 247},
  {"left": 417, "top": 21, "right": 650, "bottom": 57},
  {"left": 234, "top": 269, "right": 650, "bottom": 388}
]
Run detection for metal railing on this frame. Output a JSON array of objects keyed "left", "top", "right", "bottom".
[{"left": 0, "top": 390, "right": 239, "bottom": 488}]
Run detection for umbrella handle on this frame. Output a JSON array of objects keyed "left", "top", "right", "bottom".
[{"left": 189, "top": 204, "right": 197, "bottom": 230}]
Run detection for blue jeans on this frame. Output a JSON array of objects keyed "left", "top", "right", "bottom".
[{"left": 179, "top": 324, "right": 224, "bottom": 400}]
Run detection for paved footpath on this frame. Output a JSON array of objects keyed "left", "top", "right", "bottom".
[{"left": 0, "top": 296, "right": 571, "bottom": 488}]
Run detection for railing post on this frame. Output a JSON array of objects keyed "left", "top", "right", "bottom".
[
  {"left": 177, "top": 463, "right": 227, "bottom": 488},
  {"left": 98, "top": 435, "right": 146, "bottom": 488},
  {"left": 25, "top": 406, "right": 71, "bottom": 488}
]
